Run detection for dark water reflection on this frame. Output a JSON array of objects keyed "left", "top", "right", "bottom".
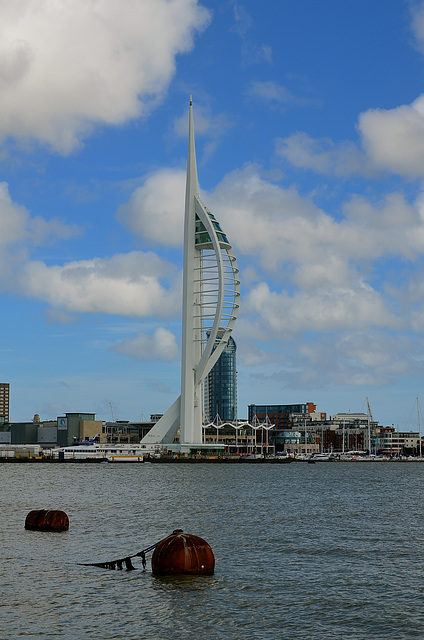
[{"left": 1, "top": 462, "right": 424, "bottom": 639}]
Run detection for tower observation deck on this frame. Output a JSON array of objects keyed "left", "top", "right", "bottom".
[{"left": 141, "top": 98, "right": 240, "bottom": 448}]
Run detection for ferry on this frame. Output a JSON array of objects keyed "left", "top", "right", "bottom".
[{"left": 49, "top": 443, "right": 161, "bottom": 462}]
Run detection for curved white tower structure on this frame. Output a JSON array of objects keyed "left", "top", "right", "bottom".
[{"left": 141, "top": 98, "right": 240, "bottom": 449}]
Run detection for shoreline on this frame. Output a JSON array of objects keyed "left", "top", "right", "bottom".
[{"left": 0, "top": 456, "right": 421, "bottom": 464}]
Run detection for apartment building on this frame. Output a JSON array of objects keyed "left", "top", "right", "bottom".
[{"left": 0, "top": 383, "right": 10, "bottom": 423}]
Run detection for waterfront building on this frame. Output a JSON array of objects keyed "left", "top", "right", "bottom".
[
  {"left": 280, "top": 412, "right": 419, "bottom": 455},
  {"left": 0, "top": 413, "right": 152, "bottom": 448},
  {"left": 395, "top": 431, "right": 421, "bottom": 456},
  {"left": 37, "top": 421, "right": 58, "bottom": 447},
  {"left": 294, "top": 413, "right": 371, "bottom": 454},
  {"left": 324, "top": 423, "right": 366, "bottom": 453},
  {"left": 102, "top": 419, "right": 155, "bottom": 443},
  {"left": 0, "top": 383, "right": 10, "bottom": 423},
  {"left": 248, "top": 403, "right": 317, "bottom": 430},
  {"left": 57, "top": 413, "right": 102, "bottom": 446},
  {"left": 329, "top": 412, "right": 377, "bottom": 453},
  {"left": 203, "top": 331, "right": 237, "bottom": 423},
  {"left": 247, "top": 403, "right": 317, "bottom": 454},
  {"left": 0, "top": 422, "right": 37, "bottom": 445},
  {"left": 204, "top": 427, "right": 257, "bottom": 455},
  {"left": 330, "top": 412, "right": 370, "bottom": 428},
  {"left": 376, "top": 427, "right": 421, "bottom": 456},
  {"left": 141, "top": 98, "right": 240, "bottom": 452},
  {"left": 248, "top": 404, "right": 379, "bottom": 454}
]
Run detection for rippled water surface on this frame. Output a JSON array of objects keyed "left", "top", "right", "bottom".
[{"left": 1, "top": 461, "right": 424, "bottom": 639}]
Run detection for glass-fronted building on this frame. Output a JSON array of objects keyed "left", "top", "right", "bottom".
[
  {"left": 204, "top": 334, "right": 237, "bottom": 422},
  {"left": 248, "top": 403, "right": 317, "bottom": 430}
]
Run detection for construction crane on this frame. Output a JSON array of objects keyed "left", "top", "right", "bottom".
[{"left": 366, "top": 397, "right": 376, "bottom": 454}]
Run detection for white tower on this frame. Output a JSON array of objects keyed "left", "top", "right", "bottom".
[{"left": 141, "top": 98, "right": 240, "bottom": 449}]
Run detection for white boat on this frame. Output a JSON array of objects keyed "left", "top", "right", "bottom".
[
  {"left": 50, "top": 443, "right": 160, "bottom": 462},
  {"left": 310, "top": 453, "right": 334, "bottom": 461}
]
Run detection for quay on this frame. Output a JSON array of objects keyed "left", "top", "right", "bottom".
[
  {"left": 0, "top": 456, "right": 105, "bottom": 463},
  {"left": 0, "top": 455, "right": 293, "bottom": 464},
  {"left": 0, "top": 453, "right": 422, "bottom": 463}
]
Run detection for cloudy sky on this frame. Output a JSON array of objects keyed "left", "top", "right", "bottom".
[{"left": 2, "top": 0, "right": 424, "bottom": 428}]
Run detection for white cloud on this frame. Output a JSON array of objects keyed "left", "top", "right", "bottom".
[
  {"left": 174, "top": 103, "right": 232, "bottom": 139},
  {"left": 44, "top": 308, "right": 79, "bottom": 325},
  {"left": 206, "top": 166, "right": 424, "bottom": 337},
  {"left": 248, "top": 80, "right": 294, "bottom": 106},
  {"left": 115, "top": 164, "right": 424, "bottom": 337},
  {"left": 113, "top": 327, "right": 179, "bottom": 361},
  {"left": 341, "top": 192, "right": 424, "bottom": 260},
  {"left": 17, "top": 252, "right": 181, "bottom": 317},
  {"left": 209, "top": 166, "right": 424, "bottom": 278},
  {"left": 410, "top": 2, "right": 424, "bottom": 54},
  {"left": 232, "top": 3, "right": 253, "bottom": 37},
  {"left": 232, "top": 2, "right": 272, "bottom": 65},
  {"left": 238, "top": 343, "right": 274, "bottom": 367},
  {"left": 207, "top": 167, "right": 374, "bottom": 287},
  {"left": 0, "top": 181, "right": 29, "bottom": 246},
  {"left": 248, "top": 80, "right": 315, "bottom": 110},
  {"left": 276, "top": 95, "right": 424, "bottom": 180},
  {"left": 2, "top": 152, "right": 419, "bottom": 336},
  {"left": 0, "top": 0, "right": 210, "bottom": 153},
  {"left": 358, "top": 96, "right": 424, "bottom": 178},
  {"left": 275, "top": 132, "right": 369, "bottom": 176},
  {"left": 295, "top": 332, "right": 420, "bottom": 387},
  {"left": 116, "top": 168, "right": 185, "bottom": 247},
  {"left": 0, "top": 181, "right": 79, "bottom": 248},
  {"left": 243, "top": 282, "right": 398, "bottom": 335},
  {"left": 209, "top": 164, "right": 326, "bottom": 273},
  {"left": 244, "top": 330, "right": 421, "bottom": 389},
  {"left": 173, "top": 102, "right": 233, "bottom": 162}
]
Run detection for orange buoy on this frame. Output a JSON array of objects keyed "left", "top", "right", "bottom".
[
  {"left": 151, "top": 529, "right": 215, "bottom": 575},
  {"left": 25, "top": 509, "right": 69, "bottom": 531}
]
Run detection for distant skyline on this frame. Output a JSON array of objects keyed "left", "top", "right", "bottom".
[{"left": 1, "top": 0, "right": 424, "bottom": 429}]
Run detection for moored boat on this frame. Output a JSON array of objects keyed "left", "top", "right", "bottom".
[
  {"left": 50, "top": 443, "right": 157, "bottom": 462},
  {"left": 309, "top": 453, "right": 334, "bottom": 462}
]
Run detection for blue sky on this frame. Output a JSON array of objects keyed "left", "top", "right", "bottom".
[{"left": 2, "top": 0, "right": 424, "bottom": 429}]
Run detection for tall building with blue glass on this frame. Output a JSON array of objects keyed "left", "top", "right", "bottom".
[{"left": 204, "top": 333, "right": 237, "bottom": 423}]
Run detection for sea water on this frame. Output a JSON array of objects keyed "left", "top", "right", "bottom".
[{"left": 1, "top": 461, "right": 424, "bottom": 639}]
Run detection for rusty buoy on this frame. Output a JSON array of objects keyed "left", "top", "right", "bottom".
[
  {"left": 151, "top": 529, "right": 215, "bottom": 575},
  {"left": 25, "top": 509, "right": 69, "bottom": 531}
]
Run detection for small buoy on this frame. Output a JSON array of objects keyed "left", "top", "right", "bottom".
[
  {"left": 25, "top": 509, "right": 69, "bottom": 531},
  {"left": 151, "top": 529, "right": 215, "bottom": 575}
]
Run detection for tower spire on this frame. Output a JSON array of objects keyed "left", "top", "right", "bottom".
[
  {"left": 180, "top": 96, "right": 202, "bottom": 442},
  {"left": 140, "top": 97, "right": 240, "bottom": 449},
  {"left": 187, "top": 95, "right": 199, "bottom": 197}
]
